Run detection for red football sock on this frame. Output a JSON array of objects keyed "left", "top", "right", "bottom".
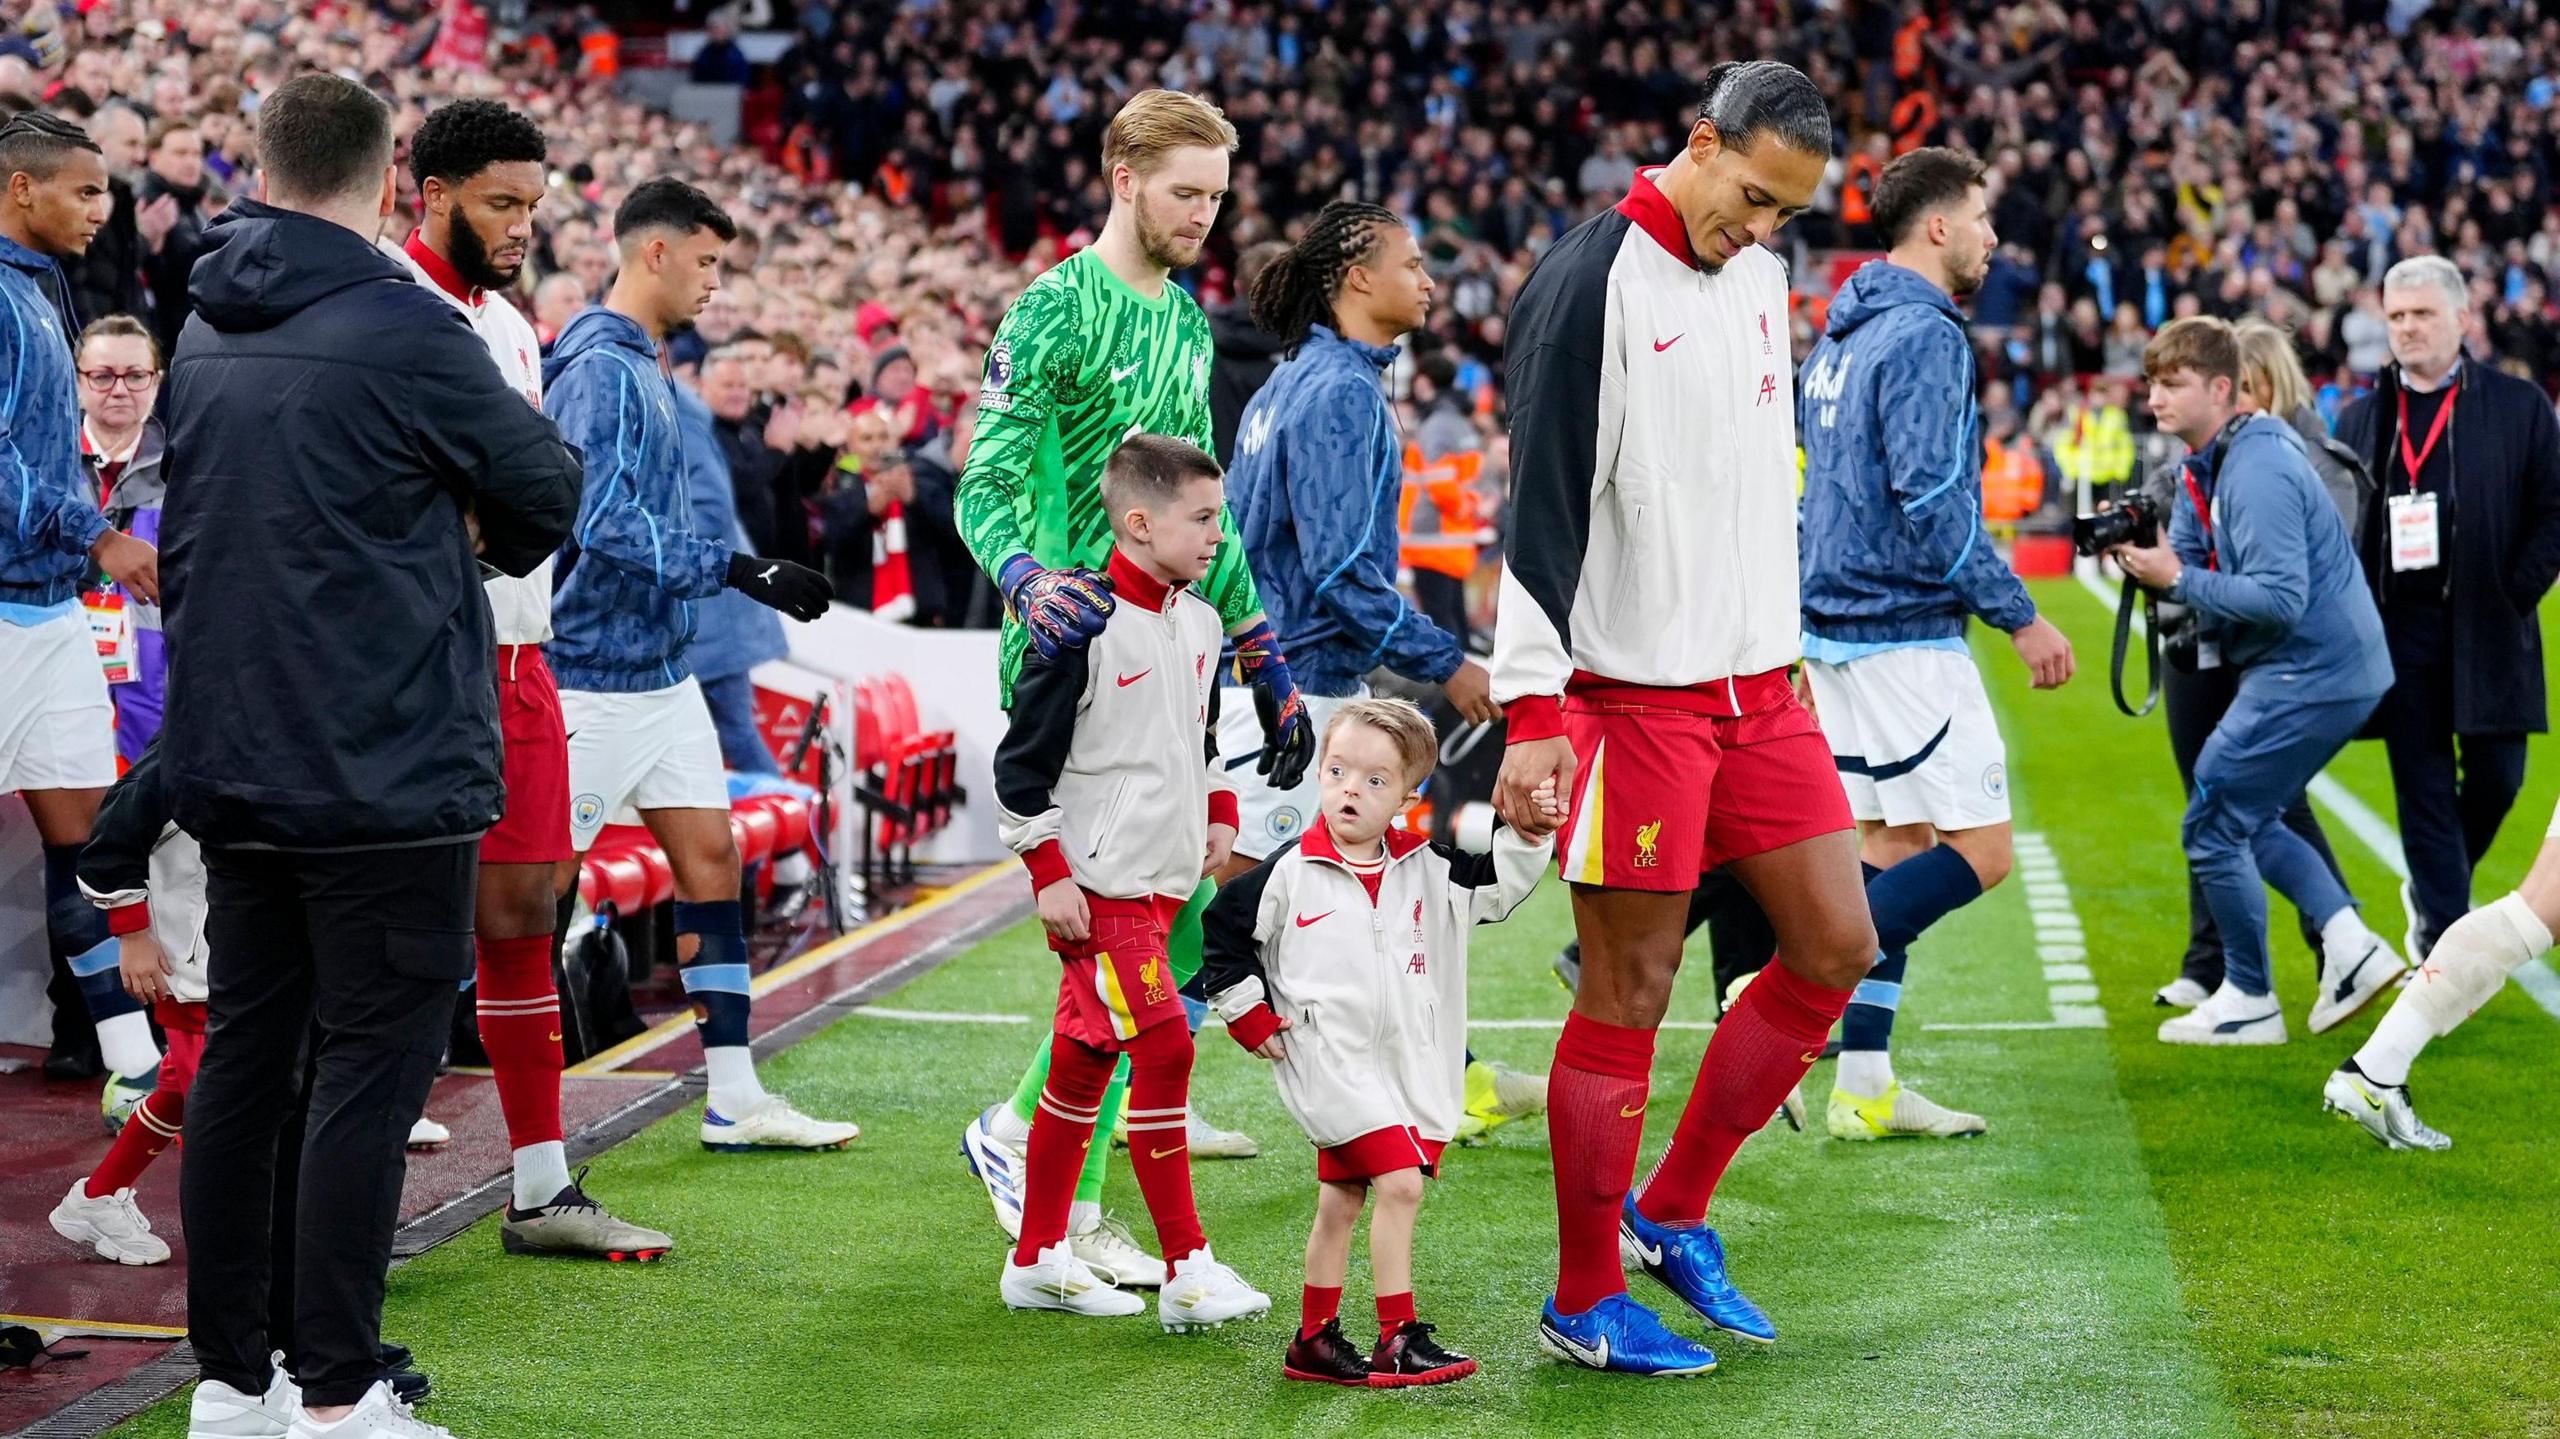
[
  {"left": 1638, "top": 960, "right": 1853, "bottom": 1228},
  {"left": 87, "top": 1089, "right": 184, "bottom": 1197},
  {"left": 1013, "top": 1035, "right": 1117, "bottom": 1268},
  {"left": 1377, "top": 1291, "right": 1417, "bottom": 1344},
  {"left": 1123, "top": 1020, "right": 1208, "bottom": 1265},
  {"left": 475, "top": 933, "right": 565, "bottom": 1150},
  {"left": 1549, "top": 1011, "right": 1656, "bottom": 1314},
  {"left": 1300, "top": 1285, "right": 1342, "bottom": 1339}
]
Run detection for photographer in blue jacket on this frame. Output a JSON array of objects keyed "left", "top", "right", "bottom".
[{"left": 2111, "top": 317, "right": 2402, "bottom": 1048}]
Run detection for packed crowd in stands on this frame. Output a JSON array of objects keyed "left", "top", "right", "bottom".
[{"left": 15, "top": 0, "right": 2560, "bottom": 633}]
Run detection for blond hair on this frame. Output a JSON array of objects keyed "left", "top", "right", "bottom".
[
  {"left": 1321, "top": 698, "right": 1438, "bottom": 789},
  {"left": 1101, "top": 89, "right": 1238, "bottom": 180},
  {"left": 2233, "top": 318, "right": 2313, "bottom": 418}
]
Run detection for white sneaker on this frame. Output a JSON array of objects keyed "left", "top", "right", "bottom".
[
  {"left": 1184, "top": 1110, "right": 1258, "bottom": 1160},
  {"left": 1000, "top": 1241, "right": 1146, "bottom": 1317},
  {"left": 2308, "top": 933, "right": 2407, "bottom": 1035},
  {"left": 404, "top": 1116, "right": 450, "bottom": 1151},
  {"left": 287, "top": 1380, "right": 452, "bottom": 1437},
  {"left": 961, "top": 1104, "right": 1026, "bottom": 1240},
  {"left": 700, "top": 1093, "right": 859, "bottom": 1151},
  {"left": 1777, "top": 1081, "right": 1807, "bottom": 1132},
  {"left": 2157, "top": 983, "right": 2287, "bottom": 1046},
  {"left": 2322, "top": 1067, "right": 2452, "bottom": 1151},
  {"left": 188, "top": 1362, "right": 298, "bottom": 1438},
  {"left": 1071, "top": 1211, "right": 1165, "bottom": 1288},
  {"left": 50, "top": 1179, "right": 170, "bottom": 1265},
  {"left": 1158, "top": 1246, "right": 1270, "bottom": 1332},
  {"left": 2154, "top": 976, "right": 2211, "bottom": 1008}
]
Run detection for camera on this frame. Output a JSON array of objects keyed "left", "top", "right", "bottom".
[{"left": 2072, "top": 494, "right": 2163, "bottom": 557}]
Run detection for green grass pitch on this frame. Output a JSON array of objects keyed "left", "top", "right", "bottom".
[{"left": 114, "top": 578, "right": 2560, "bottom": 1438}]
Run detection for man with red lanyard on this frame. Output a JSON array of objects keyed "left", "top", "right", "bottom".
[
  {"left": 386, "top": 99, "right": 670, "bottom": 1260},
  {"left": 2336, "top": 256, "right": 2560, "bottom": 965}
]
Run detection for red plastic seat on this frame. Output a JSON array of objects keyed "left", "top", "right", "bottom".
[{"left": 853, "top": 678, "right": 885, "bottom": 771}]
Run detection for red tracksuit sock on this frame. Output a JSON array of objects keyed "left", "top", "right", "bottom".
[
  {"left": 1120, "top": 1020, "right": 1208, "bottom": 1265},
  {"left": 475, "top": 933, "right": 565, "bottom": 1151},
  {"left": 1637, "top": 961, "right": 1854, "bottom": 1228},
  {"left": 1011, "top": 1035, "right": 1118, "bottom": 1267},
  {"left": 1300, "top": 1285, "right": 1343, "bottom": 1339},
  {"left": 1377, "top": 1291, "right": 1417, "bottom": 1343},
  {"left": 87, "top": 1090, "right": 183, "bottom": 1197},
  {"left": 1549, "top": 1011, "right": 1657, "bottom": 1314}
]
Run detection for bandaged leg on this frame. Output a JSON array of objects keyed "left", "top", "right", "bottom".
[{"left": 2353, "top": 893, "right": 2552, "bottom": 1087}]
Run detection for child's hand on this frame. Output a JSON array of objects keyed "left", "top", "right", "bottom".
[
  {"left": 118, "top": 931, "right": 172, "bottom": 1007},
  {"left": 1036, "top": 879, "right": 1091, "bottom": 943},
  {"left": 1249, "top": 1012, "right": 1291, "bottom": 1062},
  {"left": 1203, "top": 821, "right": 1238, "bottom": 876},
  {"left": 1531, "top": 776, "right": 1564, "bottom": 823}
]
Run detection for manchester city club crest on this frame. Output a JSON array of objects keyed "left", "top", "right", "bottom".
[
  {"left": 1268, "top": 806, "right": 1304, "bottom": 842},
  {"left": 573, "top": 793, "right": 605, "bottom": 830}
]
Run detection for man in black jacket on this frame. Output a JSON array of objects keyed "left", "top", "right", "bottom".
[
  {"left": 69, "top": 102, "right": 158, "bottom": 327},
  {"left": 1208, "top": 239, "right": 1286, "bottom": 463},
  {"left": 2338, "top": 255, "right": 2560, "bottom": 961},
  {"left": 157, "top": 75, "right": 581, "bottom": 1436}
]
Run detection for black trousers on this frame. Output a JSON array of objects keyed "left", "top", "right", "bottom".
[
  {"left": 183, "top": 841, "right": 475, "bottom": 1407},
  {"left": 1413, "top": 569, "right": 1472, "bottom": 652},
  {"left": 2374, "top": 609, "right": 2528, "bottom": 956},
  {"left": 2162, "top": 660, "right": 2345, "bottom": 987}
]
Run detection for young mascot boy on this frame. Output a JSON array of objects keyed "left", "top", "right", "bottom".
[
  {"left": 1200, "top": 699, "right": 1557, "bottom": 1386},
  {"left": 994, "top": 433, "right": 1270, "bottom": 1331}
]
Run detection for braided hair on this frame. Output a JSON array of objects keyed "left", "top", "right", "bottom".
[
  {"left": 1247, "top": 200, "right": 1399, "bottom": 351},
  {"left": 0, "top": 109, "right": 100, "bottom": 184},
  {"left": 1693, "top": 59, "right": 1832, "bottom": 157}
]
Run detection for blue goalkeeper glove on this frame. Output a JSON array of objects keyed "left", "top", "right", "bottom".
[
  {"left": 1230, "top": 619, "right": 1311, "bottom": 790},
  {"left": 999, "top": 553, "right": 1114, "bottom": 662}
]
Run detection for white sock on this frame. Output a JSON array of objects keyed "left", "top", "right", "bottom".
[
  {"left": 511, "top": 1141, "right": 572, "bottom": 1211},
  {"left": 2354, "top": 891, "right": 2551, "bottom": 1086},
  {"left": 1068, "top": 1199, "right": 1101, "bottom": 1235},
  {"left": 773, "top": 852, "right": 811, "bottom": 887},
  {"left": 2319, "top": 905, "right": 2377, "bottom": 957},
  {"left": 987, "top": 1102, "right": 1033, "bottom": 1148},
  {"left": 1835, "top": 1049, "right": 1893, "bottom": 1098},
  {"left": 703, "top": 1046, "right": 766, "bottom": 1115},
  {"left": 95, "top": 1010, "right": 160, "bottom": 1081}
]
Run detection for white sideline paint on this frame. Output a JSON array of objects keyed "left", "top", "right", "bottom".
[
  {"left": 847, "top": 1006, "right": 1717, "bottom": 1031},
  {"left": 1926, "top": 829, "right": 2106, "bottom": 1031},
  {"left": 2073, "top": 571, "right": 2560, "bottom": 1024}
]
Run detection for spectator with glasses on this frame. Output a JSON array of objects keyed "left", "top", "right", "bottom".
[{"left": 74, "top": 313, "right": 164, "bottom": 763}]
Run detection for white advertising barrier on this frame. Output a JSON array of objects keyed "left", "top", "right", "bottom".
[
  {"left": 768, "top": 605, "right": 1009, "bottom": 866},
  {"left": 0, "top": 799, "right": 54, "bottom": 1047}
]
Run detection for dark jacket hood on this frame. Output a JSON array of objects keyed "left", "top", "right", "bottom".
[
  {"left": 542, "top": 304, "right": 657, "bottom": 387},
  {"left": 1825, "top": 259, "right": 1966, "bottom": 339},
  {"left": 189, "top": 200, "right": 406, "bottom": 333},
  {"left": 1210, "top": 301, "right": 1287, "bottom": 362}
]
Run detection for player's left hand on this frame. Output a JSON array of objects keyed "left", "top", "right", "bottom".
[
  {"left": 2010, "top": 614, "right": 2076, "bottom": 690},
  {"left": 2110, "top": 537, "right": 2181, "bottom": 592},
  {"left": 1232, "top": 619, "right": 1312, "bottom": 789},
  {"left": 118, "top": 931, "right": 171, "bottom": 1007},
  {"left": 1204, "top": 821, "right": 1237, "bottom": 876},
  {"left": 1248, "top": 1012, "right": 1291, "bottom": 1061}
]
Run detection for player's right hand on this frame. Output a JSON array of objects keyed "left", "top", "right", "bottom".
[
  {"left": 999, "top": 553, "right": 1114, "bottom": 661},
  {"left": 726, "top": 553, "right": 834, "bottom": 621},
  {"left": 1496, "top": 734, "right": 1575, "bottom": 839},
  {"left": 91, "top": 528, "right": 158, "bottom": 605},
  {"left": 118, "top": 931, "right": 171, "bottom": 1007},
  {"left": 1036, "top": 877, "right": 1091, "bottom": 943},
  {"left": 1442, "top": 658, "right": 1502, "bottom": 725},
  {"left": 2011, "top": 614, "right": 2076, "bottom": 690}
]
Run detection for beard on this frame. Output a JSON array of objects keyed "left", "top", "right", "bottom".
[
  {"left": 448, "top": 217, "right": 522, "bottom": 292},
  {"left": 1133, "top": 193, "right": 1204, "bottom": 272},
  {"left": 1949, "top": 250, "right": 1988, "bottom": 298}
]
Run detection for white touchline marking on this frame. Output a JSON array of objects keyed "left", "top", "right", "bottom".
[
  {"left": 1925, "top": 826, "right": 2105, "bottom": 1031},
  {"left": 853, "top": 1007, "right": 1033, "bottom": 1024},
  {"left": 2075, "top": 569, "right": 2560, "bottom": 1024}
]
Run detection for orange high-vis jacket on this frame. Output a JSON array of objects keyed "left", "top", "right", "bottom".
[
  {"left": 1982, "top": 435, "right": 2047, "bottom": 524},
  {"left": 1399, "top": 443, "right": 1485, "bottom": 580}
]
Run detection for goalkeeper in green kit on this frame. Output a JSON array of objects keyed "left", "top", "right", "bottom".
[{"left": 958, "top": 89, "right": 1312, "bottom": 1289}]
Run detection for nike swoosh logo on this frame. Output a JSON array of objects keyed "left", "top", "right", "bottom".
[
  {"left": 1295, "top": 912, "right": 1333, "bottom": 928},
  {"left": 1800, "top": 1051, "right": 1822, "bottom": 1064},
  {"left": 2354, "top": 1082, "right": 2382, "bottom": 1113},
  {"left": 1149, "top": 1146, "right": 1186, "bottom": 1160},
  {"left": 547, "top": 1031, "right": 563, "bottom": 1043},
  {"left": 1110, "top": 361, "right": 1143, "bottom": 383},
  {"left": 1653, "top": 334, "right": 1684, "bottom": 351},
  {"left": 1117, "top": 670, "right": 1151, "bottom": 687},
  {"left": 1619, "top": 1103, "right": 1646, "bottom": 1118},
  {"left": 1625, "top": 1227, "right": 1663, "bottom": 1268},
  {"left": 1547, "top": 1326, "right": 1610, "bottom": 1368},
  {"left": 2332, "top": 955, "right": 2371, "bottom": 1002}
]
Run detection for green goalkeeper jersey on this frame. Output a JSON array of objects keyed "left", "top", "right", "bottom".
[{"left": 959, "top": 247, "right": 1263, "bottom": 704}]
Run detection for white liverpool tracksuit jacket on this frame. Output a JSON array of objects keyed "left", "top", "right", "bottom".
[
  {"left": 993, "top": 549, "right": 1239, "bottom": 898},
  {"left": 1491, "top": 165, "right": 1804, "bottom": 743},
  {"left": 1199, "top": 821, "right": 1549, "bottom": 1148}
]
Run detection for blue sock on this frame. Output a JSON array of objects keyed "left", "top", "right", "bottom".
[
  {"left": 1842, "top": 848, "right": 1983, "bottom": 1054},
  {"left": 674, "top": 899, "right": 751, "bottom": 1050},
  {"left": 46, "top": 844, "right": 140, "bottom": 1025}
]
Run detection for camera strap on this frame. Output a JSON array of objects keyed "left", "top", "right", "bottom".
[{"left": 2110, "top": 576, "right": 2161, "bottom": 717}]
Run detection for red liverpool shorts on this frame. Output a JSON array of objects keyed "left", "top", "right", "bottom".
[
  {"left": 1051, "top": 892, "right": 1189, "bottom": 1050},
  {"left": 1318, "top": 1125, "right": 1447, "bottom": 1183},
  {"left": 482, "top": 645, "right": 575, "bottom": 865},
  {"left": 1551, "top": 668, "right": 1853, "bottom": 892}
]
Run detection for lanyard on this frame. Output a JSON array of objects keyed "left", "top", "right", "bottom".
[
  {"left": 2396, "top": 381, "right": 2456, "bottom": 493},
  {"left": 2180, "top": 463, "right": 2217, "bottom": 571}
]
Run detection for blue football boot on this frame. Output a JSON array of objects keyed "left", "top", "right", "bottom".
[
  {"left": 1537, "top": 1293, "right": 1718, "bottom": 1377},
  {"left": 1620, "top": 1196, "right": 1776, "bottom": 1345}
]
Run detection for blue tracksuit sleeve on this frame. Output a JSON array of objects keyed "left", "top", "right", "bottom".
[
  {"left": 0, "top": 295, "right": 104, "bottom": 560},
  {"left": 549, "top": 352, "right": 730, "bottom": 601},
  {"left": 1285, "top": 378, "right": 1464, "bottom": 684},
  {"left": 2172, "top": 450, "right": 2312, "bottom": 629},
  {"left": 1876, "top": 321, "right": 2035, "bottom": 633}
]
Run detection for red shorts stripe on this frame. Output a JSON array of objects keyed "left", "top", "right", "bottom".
[
  {"left": 1317, "top": 1125, "right": 1445, "bottom": 1183},
  {"left": 1050, "top": 892, "right": 1188, "bottom": 1051},
  {"left": 481, "top": 646, "right": 575, "bottom": 865}
]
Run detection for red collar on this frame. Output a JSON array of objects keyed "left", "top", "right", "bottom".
[
  {"left": 1616, "top": 166, "right": 1701, "bottom": 270},
  {"left": 1302, "top": 814, "right": 1428, "bottom": 871},
  {"left": 405, "top": 229, "right": 482, "bottom": 307},
  {"left": 1105, "top": 547, "right": 1182, "bottom": 612}
]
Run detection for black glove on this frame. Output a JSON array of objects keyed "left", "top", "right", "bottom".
[{"left": 725, "top": 553, "right": 834, "bottom": 621}]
